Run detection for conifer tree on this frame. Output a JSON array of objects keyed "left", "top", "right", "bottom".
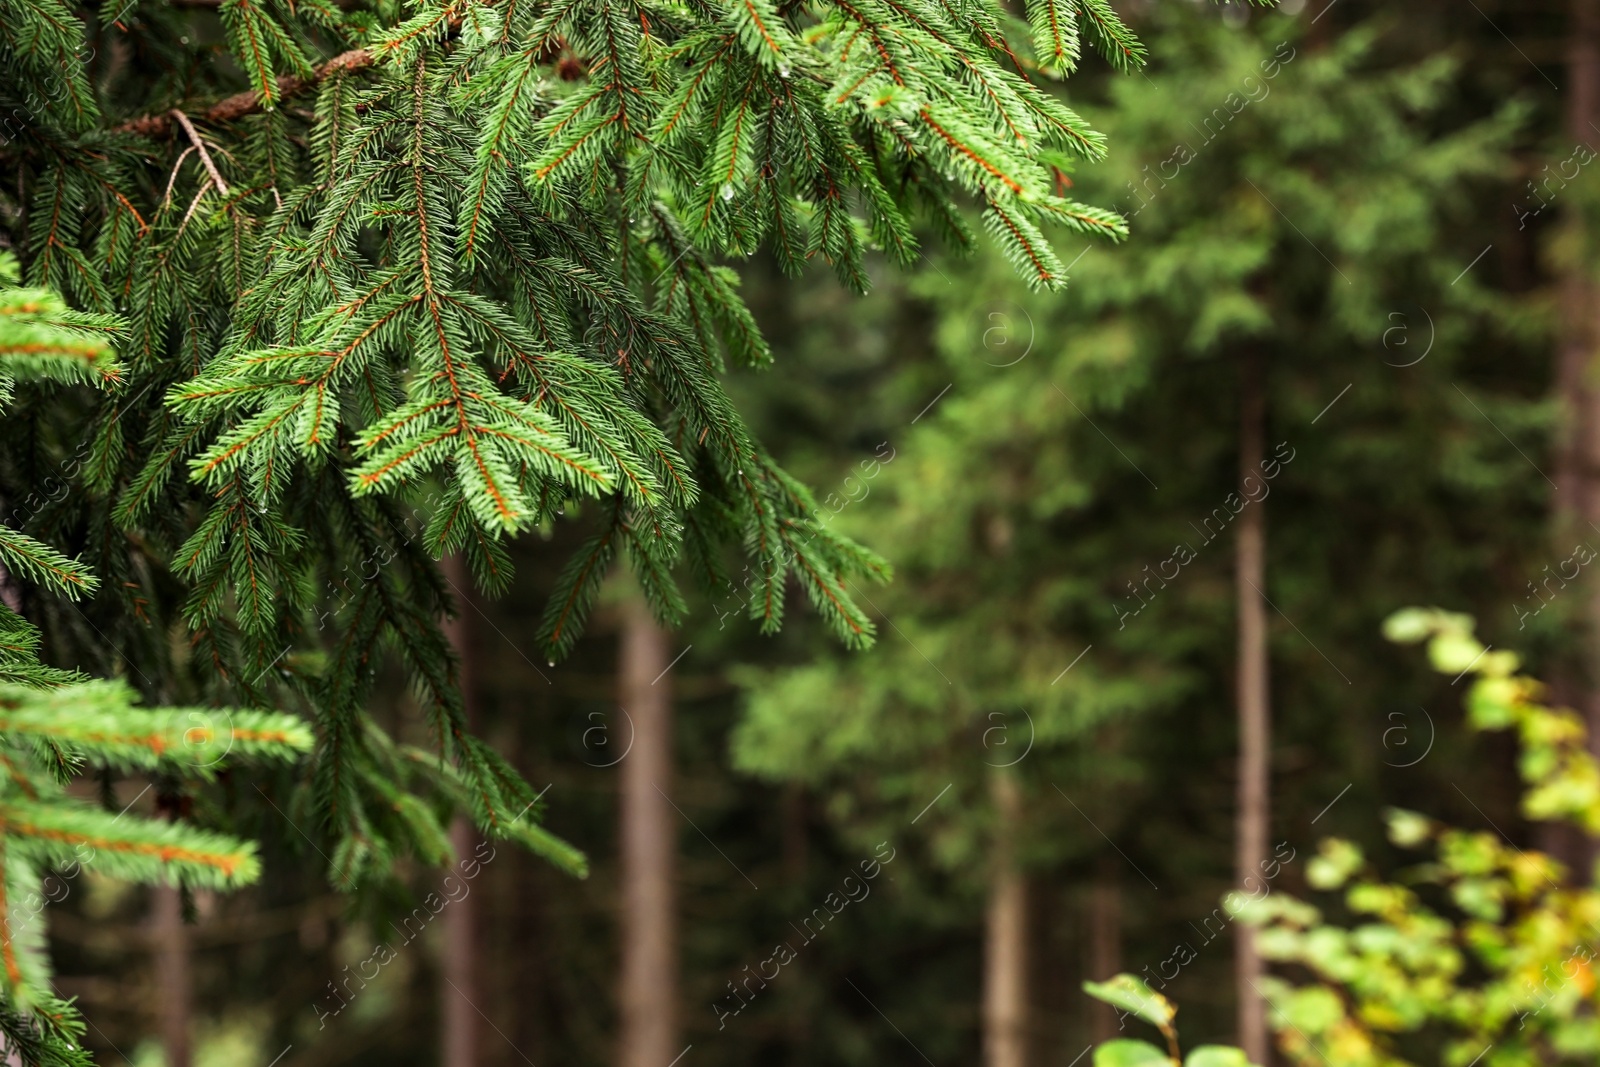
[
  {"left": 0, "top": 253, "right": 310, "bottom": 1062},
  {"left": 0, "top": 0, "right": 1146, "bottom": 1055},
  {"left": 736, "top": 6, "right": 1537, "bottom": 1057}
]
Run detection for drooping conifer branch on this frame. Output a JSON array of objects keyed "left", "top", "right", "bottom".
[{"left": 0, "top": 0, "right": 1176, "bottom": 1044}]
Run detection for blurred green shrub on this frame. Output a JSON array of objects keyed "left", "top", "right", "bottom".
[{"left": 1088, "top": 609, "right": 1600, "bottom": 1067}]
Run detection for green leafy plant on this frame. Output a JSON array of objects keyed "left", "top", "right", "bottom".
[
  {"left": 1081, "top": 609, "right": 1600, "bottom": 1067},
  {"left": 1235, "top": 607, "right": 1600, "bottom": 1067},
  {"left": 1240, "top": 609, "right": 1600, "bottom": 1067},
  {"left": 1084, "top": 973, "right": 1260, "bottom": 1067}
]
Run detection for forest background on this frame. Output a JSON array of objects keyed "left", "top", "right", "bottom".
[{"left": 2, "top": 0, "right": 1597, "bottom": 1065}]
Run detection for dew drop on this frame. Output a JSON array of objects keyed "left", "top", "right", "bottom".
[
  {"left": 778, "top": 63, "right": 791, "bottom": 78},
  {"left": 721, "top": 183, "right": 735, "bottom": 201}
]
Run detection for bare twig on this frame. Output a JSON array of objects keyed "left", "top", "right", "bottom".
[
  {"left": 179, "top": 178, "right": 214, "bottom": 229},
  {"left": 161, "top": 144, "right": 197, "bottom": 207},
  {"left": 168, "top": 109, "right": 229, "bottom": 195}
]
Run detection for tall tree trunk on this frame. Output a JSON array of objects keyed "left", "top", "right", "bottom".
[
  {"left": 1086, "top": 856, "right": 1122, "bottom": 1044},
  {"left": 1569, "top": 0, "right": 1600, "bottom": 855},
  {"left": 1545, "top": 0, "right": 1600, "bottom": 878},
  {"left": 984, "top": 771, "right": 1027, "bottom": 1067},
  {"left": 1235, "top": 352, "right": 1270, "bottom": 1065},
  {"left": 441, "top": 554, "right": 480, "bottom": 1067},
  {"left": 153, "top": 883, "right": 191, "bottom": 1067},
  {"left": 618, "top": 596, "right": 678, "bottom": 1067}
]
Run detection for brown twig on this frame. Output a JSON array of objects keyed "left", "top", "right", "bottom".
[
  {"left": 161, "top": 144, "right": 198, "bottom": 206},
  {"left": 167, "top": 109, "right": 229, "bottom": 195},
  {"left": 115, "top": 47, "right": 374, "bottom": 139},
  {"left": 179, "top": 177, "right": 215, "bottom": 228}
]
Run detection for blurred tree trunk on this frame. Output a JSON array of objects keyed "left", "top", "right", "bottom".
[
  {"left": 1568, "top": 2, "right": 1600, "bottom": 570},
  {"left": 441, "top": 553, "right": 480, "bottom": 1067},
  {"left": 984, "top": 770, "right": 1027, "bottom": 1067},
  {"left": 153, "top": 883, "right": 191, "bottom": 1067},
  {"left": 1572, "top": 0, "right": 1600, "bottom": 819},
  {"left": 441, "top": 819, "right": 479, "bottom": 1067},
  {"left": 1086, "top": 856, "right": 1121, "bottom": 1044},
  {"left": 618, "top": 597, "right": 678, "bottom": 1067},
  {"left": 1235, "top": 351, "right": 1270, "bottom": 1065},
  {"left": 1545, "top": 0, "right": 1600, "bottom": 878},
  {"left": 781, "top": 782, "right": 809, "bottom": 1061}
]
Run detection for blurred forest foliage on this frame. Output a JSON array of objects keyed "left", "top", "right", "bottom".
[{"left": 15, "top": 0, "right": 1600, "bottom": 1065}]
